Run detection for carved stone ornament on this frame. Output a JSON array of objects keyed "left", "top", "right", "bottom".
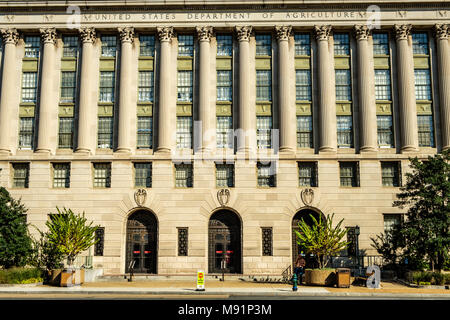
[
  {"left": 157, "top": 26, "right": 175, "bottom": 42},
  {"left": 301, "top": 188, "right": 314, "bottom": 206},
  {"left": 0, "top": 28, "right": 19, "bottom": 45},
  {"left": 275, "top": 25, "right": 292, "bottom": 41},
  {"left": 314, "top": 25, "right": 332, "bottom": 41},
  {"left": 79, "top": 27, "right": 97, "bottom": 43},
  {"left": 354, "top": 24, "right": 371, "bottom": 41},
  {"left": 134, "top": 188, "right": 147, "bottom": 207},
  {"left": 39, "top": 27, "right": 57, "bottom": 44},
  {"left": 235, "top": 26, "right": 253, "bottom": 42},
  {"left": 196, "top": 26, "right": 214, "bottom": 42},
  {"left": 434, "top": 24, "right": 449, "bottom": 41},
  {"left": 118, "top": 26, "right": 135, "bottom": 43},
  {"left": 217, "top": 189, "right": 230, "bottom": 207},
  {"left": 393, "top": 24, "right": 412, "bottom": 41}
]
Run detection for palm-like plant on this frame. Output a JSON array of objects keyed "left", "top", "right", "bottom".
[{"left": 295, "top": 213, "right": 350, "bottom": 269}]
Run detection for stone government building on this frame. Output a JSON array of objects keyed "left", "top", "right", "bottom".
[{"left": 0, "top": 0, "right": 449, "bottom": 275}]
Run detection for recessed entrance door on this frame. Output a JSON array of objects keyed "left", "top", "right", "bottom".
[
  {"left": 208, "top": 210, "right": 241, "bottom": 274},
  {"left": 126, "top": 210, "right": 157, "bottom": 274},
  {"left": 292, "top": 209, "right": 323, "bottom": 269}
]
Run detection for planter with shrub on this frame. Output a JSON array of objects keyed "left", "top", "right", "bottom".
[{"left": 0, "top": 267, "right": 44, "bottom": 284}]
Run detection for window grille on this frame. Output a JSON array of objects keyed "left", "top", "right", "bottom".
[
  {"left": 94, "top": 227, "right": 105, "bottom": 256},
  {"left": 93, "top": 163, "right": 111, "bottom": 188},
  {"left": 372, "top": 33, "right": 389, "bottom": 55},
  {"left": 256, "top": 70, "right": 272, "bottom": 101},
  {"left": 337, "top": 115, "right": 353, "bottom": 148},
  {"left": 383, "top": 214, "right": 402, "bottom": 233},
  {"left": 217, "top": 70, "right": 232, "bottom": 101},
  {"left": 377, "top": 115, "right": 394, "bottom": 147},
  {"left": 374, "top": 69, "right": 391, "bottom": 101},
  {"left": 334, "top": 33, "right": 350, "bottom": 55},
  {"left": 335, "top": 69, "right": 352, "bottom": 101},
  {"left": 257, "top": 116, "right": 272, "bottom": 149},
  {"left": 99, "top": 71, "right": 115, "bottom": 102},
  {"left": 217, "top": 34, "right": 232, "bottom": 56},
  {"left": 339, "top": 162, "right": 359, "bottom": 187},
  {"left": 21, "top": 72, "right": 38, "bottom": 103},
  {"left": 296, "top": 70, "right": 312, "bottom": 101},
  {"left": 138, "top": 71, "right": 154, "bottom": 102},
  {"left": 178, "top": 228, "right": 188, "bottom": 256},
  {"left": 177, "top": 70, "right": 193, "bottom": 102},
  {"left": 255, "top": 34, "right": 271, "bottom": 56},
  {"left": 24, "top": 36, "right": 40, "bottom": 58},
  {"left": 417, "top": 115, "right": 434, "bottom": 147},
  {"left": 175, "top": 164, "right": 193, "bottom": 188},
  {"left": 178, "top": 35, "right": 194, "bottom": 57},
  {"left": 13, "top": 163, "right": 29, "bottom": 188},
  {"left": 19, "top": 117, "right": 34, "bottom": 150},
  {"left": 139, "top": 35, "right": 155, "bottom": 56},
  {"left": 294, "top": 34, "right": 311, "bottom": 55},
  {"left": 63, "top": 36, "right": 79, "bottom": 57},
  {"left": 216, "top": 116, "right": 233, "bottom": 148},
  {"left": 381, "top": 162, "right": 401, "bottom": 187},
  {"left": 53, "top": 163, "right": 70, "bottom": 188},
  {"left": 134, "top": 162, "right": 152, "bottom": 188},
  {"left": 176, "top": 116, "right": 192, "bottom": 149},
  {"left": 60, "top": 71, "right": 76, "bottom": 103},
  {"left": 298, "top": 162, "right": 318, "bottom": 187},
  {"left": 137, "top": 116, "right": 152, "bottom": 149},
  {"left": 414, "top": 69, "right": 432, "bottom": 101},
  {"left": 262, "top": 227, "right": 273, "bottom": 256},
  {"left": 101, "top": 36, "right": 117, "bottom": 57},
  {"left": 257, "top": 162, "right": 276, "bottom": 187},
  {"left": 97, "top": 117, "right": 113, "bottom": 149},
  {"left": 58, "top": 117, "right": 74, "bottom": 149},
  {"left": 216, "top": 164, "right": 234, "bottom": 187},
  {"left": 412, "top": 33, "right": 429, "bottom": 55}
]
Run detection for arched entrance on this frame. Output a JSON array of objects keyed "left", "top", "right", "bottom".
[
  {"left": 125, "top": 209, "right": 158, "bottom": 274},
  {"left": 208, "top": 210, "right": 242, "bottom": 274},
  {"left": 292, "top": 208, "right": 325, "bottom": 269}
]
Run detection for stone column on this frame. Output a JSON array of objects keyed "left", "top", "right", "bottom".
[
  {"left": 394, "top": 24, "right": 418, "bottom": 152},
  {"left": 0, "top": 28, "right": 19, "bottom": 154},
  {"left": 117, "top": 27, "right": 135, "bottom": 153},
  {"left": 314, "top": 25, "right": 336, "bottom": 152},
  {"left": 196, "top": 26, "right": 214, "bottom": 153},
  {"left": 236, "top": 26, "right": 253, "bottom": 153},
  {"left": 36, "top": 27, "right": 57, "bottom": 153},
  {"left": 76, "top": 27, "right": 97, "bottom": 154},
  {"left": 156, "top": 26, "right": 175, "bottom": 153},
  {"left": 276, "top": 25, "right": 296, "bottom": 153},
  {"left": 435, "top": 24, "right": 450, "bottom": 150},
  {"left": 355, "top": 25, "right": 378, "bottom": 152}
]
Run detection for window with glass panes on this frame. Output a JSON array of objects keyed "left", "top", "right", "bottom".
[
  {"left": 58, "top": 117, "right": 74, "bottom": 149},
  {"left": 381, "top": 162, "right": 401, "bottom": 187},
  {"left": 138, "top": 71, "right": 154, "bottom": 102},
  {"left": 296, "top": 70, "right": 311, "bottom": 101},
  {"left": 137, "top": 116, "right": 152, "bottom": 149},
  {"left": 139, "top": 35, "right": 155, "bottom": 56},
  {"left": 18, "top": 117, "right": 34, "bottom": 149},
  {"left": 62, "top": 36, "right": 79, "bottom": 57},
  {"left": 294, "top": 34, "right": 311, "bottom": 55},
  {"left": 298, "top": 162, "right": 318, "bottom": 187},
  {"left": 216, "top": 116, "right": 233, "bottom": 148},
  {"left": 414, "top": 69, "right": 432, "bottom": 101},
  {"left": 176, "top": 116, "right": 192, "bottom": 149},
  {"left": 297, "top": 116, "right": 313, "bottom": 148},
  {"left": 178, "top": 35, "right": 194, "bottom": 56},
  {"left": 335, "top": 69, "right": 352, "bottom": 101},
  {"left": 377, "top": 115, "right": 393, "bottom": 147},
  {"left": 134, "top": 163, "right": 152, "bottom": 188},
  {"left": 374, "top": 69, "right": 391, "bottom": 101},
  {"left": 256, "top": 70, "right": 272, "bottom": 101},
  {"left": 383, "top": 214, "right": 402, "bottom": 233},
  {"left": 339, "top": 162, "right": 359, "bottom": 187},
  {"left": 99, "top": 71, "right": 115, "bottom": 102},
  {"left": 261, "top": 227, "right": 273, "bottom": 256},
  {"left": 417, "top": 115, "right": 434, "bottom": 147},
  {"left": 101, "top": 36, "right": 117, "bottom": 57},
  {"left": 217, "top": 70, "right": 232, "bottom": 101},
  {"left": 175, "top": 164, "right": 193, "bottom": 188},
  {"left": 93, "top": 163, "right": 111, "bottom": 188},
  {"left": 177, "top": 70, "right": 193, "bottom": 102},
  {"left": 24, "top": 36, "right": 40, "bottom": 58},
  {"left": 257, "top": 116, "right": 272, "bottom": 149},
  {"left": 372, "top": 33, "right": 389, "bottom": 55},
  {"left": 337, "top": 115, "right": 353, "bottom": 148},
  {"left": 216, "top": 164, "right": 234, "bottom": 187},
  {"left": 255, "top": 34, "right": 271, "bottom": 56},
  {"left": 412, "top": 32, "right": 429, "bottom": 55},
  {"left": 21, "top": 72, "right": 38, "bottom": 103},
  {"left": 217, "top": 34, "right": 232, "bottom": 56},
  {"left": 257, "top": 162, "right": 276, "bottom": 187},
  {"left": 53, "top": 163, "right": 70, "bottom": 188},
  {"left": 334, "top": 33, "right": 350, "bottom": 55},
  {"left": 178, "top": 228, "right": 188, "bottom": 256},
  {"left": 12, "top": 163, "right": 29, "bottom": 188},
  {"left": 60, "top": 71, "right": 76, "bottom": 103},
  {"left": 97, "top": 117, "right": 113, "bottom": 149}
]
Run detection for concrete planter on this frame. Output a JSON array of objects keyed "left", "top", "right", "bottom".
[
  {"left": 84, "top": 269, "right": 103, "bottom": 282},
  {"left": 305, "top": 269, "right": 336, "bottom": 287}
]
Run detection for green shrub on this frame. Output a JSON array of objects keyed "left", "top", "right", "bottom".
[
  {"left": 411, "top": 271, "right": 450, "bottom": 286},
  {"left": 431, "top": 272, "right": 445, "bottom": 285},
  {"left": 0, "top": 267, "right": 44, "bottom": 284}
]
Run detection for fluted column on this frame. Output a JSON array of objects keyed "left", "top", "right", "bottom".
[
  {"left": 435, "top": 24, "right": 450, "bottom": 150},
  {"left": 394, "top": 24, "right": 419, "bottom": 152},
  {"left": 117, "top": 27, "right": 135, "bottom": 153},
  {"left": 76, "top": 27, "right": 97, "bottom": 153},
  {"left": 156, "top": 27, "right": 175, "bottom": 153},
  {"left": 0, "top": 28, "right": 19, "bottom": 154},
  {"left": 314, "top": 25, "right": 336, "bottom": 152},
  {"left": 236, "top": 26, "right": 253, "bottom": 153},
  {"left": 276, "top": 25, "right": 296, "bottom": 153},
  {"left": 355, "top": 25, "right": 377, "bottom": 152},
  {"left": 196, "top": 26, "right": 214, "bottom": 153},
  {"left": 36, "top": 27, "right": 57, "bottom": 153}
]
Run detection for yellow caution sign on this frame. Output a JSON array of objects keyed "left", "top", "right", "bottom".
[{"left": 196, "top": 270, "right": 205, "bottom": 291}]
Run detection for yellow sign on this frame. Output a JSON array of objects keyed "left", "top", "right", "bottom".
[{"left": 196, "top": 270, "right": 205, "bottom": 291}]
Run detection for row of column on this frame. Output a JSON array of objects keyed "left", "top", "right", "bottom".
[{"left": 0, "top": 24, "right": 449, "bottom": 155}]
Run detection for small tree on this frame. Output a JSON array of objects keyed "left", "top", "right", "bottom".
[
  {"left": 45, "top": 207, "right": 99, "bottom": 267},
  {"left": 295, "top": 213, "right": 350, "bottom": 269},
  {"left": 0, "top": 187, "right": 33, "bottom": 269},
  {"left": 29, "top": 228, "right": 65, "bottom": 271}
]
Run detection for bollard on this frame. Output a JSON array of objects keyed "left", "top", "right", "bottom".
[{"left": 292, "top": 273, "right": 298, "bottom": 291}]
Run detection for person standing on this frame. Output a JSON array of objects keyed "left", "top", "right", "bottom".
[{"left": 294, "top": 253, "right": 306, "bottom": 285}]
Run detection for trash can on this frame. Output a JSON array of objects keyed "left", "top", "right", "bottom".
[{"left": 336, "top": 268, "right": 351, "bottom": 288}]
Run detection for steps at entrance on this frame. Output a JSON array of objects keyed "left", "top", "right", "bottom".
[{"left": 96, "top": 274, "right": 283, "bottom": 282}]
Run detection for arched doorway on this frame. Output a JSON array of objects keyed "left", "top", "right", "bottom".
[
  {"left": 292, "top": 208, "right": 324, "bottom": 269},
  {"left": 208, "top": 210, "right": 242, "bottom": 274},
  {"left": 125, "top": 209, "right": 158, "bottom": 274}
]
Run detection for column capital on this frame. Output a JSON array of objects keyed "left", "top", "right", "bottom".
[
  {"left": 157, "top": 26, "right": 175, "bottom": 42},
  {"left": 354, "top": 24, "right": 371, "bottom": 41},
  {"left": 434, "top": 24, "right": 449, "bottom": 40},
  {"left": 235, "top": 26, "right": 253, "bottom": 42},
  {"left": 314, "top": 25, "right": 332, "bottom": 41},
  {"left": 0, "top": 28, "right": 19, "bottom": 45},
  {"left": 275, "top": 25, "right": 292, "bottom": 41},
  {"left": 196, "top": 26, "right": 214, "bottom": 42},
  {"left": 118, "top": 26, "right": 135, "bottom": 43},
  {"left": 393, "top": 24, "right": 412, "bottom": 41},
  {"left": 39, "top": 27, "right": 57, "bottom": 44},
  {"left": 79, "top": 27, "right": 97, "bottom": 43}
]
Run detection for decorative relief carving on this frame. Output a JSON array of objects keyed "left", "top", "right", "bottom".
[
  {"left": 0, "top": 28, "right": 19, "bottom": 45},
  {"left": 301, "top": 188, "right": 314, "bottom": 206},
  {"left": 275, "top": 25, "right": 292, "bottom": 41},
  {"left": 39, "top": 27, "right": 57, "bottom": 44},
  {"left": 217, "top": 189, "right": 230, "bottom": 207},
  {"left": 157, "top": 26, "right": 175, "bottom": 42},
  {"left": 196, "top": 26, "right": 214, "bottom": 42},
  {"left": 354, "top": 24, "right": 371, "bottom": 41},
  {"left": 434, "top": 24, "right": 449, "bottom": 40},
  {"left": 393, "top": 24, "right": 412, "bottom": 41},
  {"left": 314, "top": 25, "right": 332, "bottom": 41},
  {"left": 118, "top": 26, "right": 135, "bottom": 43},
  {"left": 235, "top": 25, "right": 253, "bottom": 42},
  {"left": 79, "top": 27, "right": 97, "bottom": 43},
  {"left": 134, "top": 188, "right": 147, "bottom": 207}
]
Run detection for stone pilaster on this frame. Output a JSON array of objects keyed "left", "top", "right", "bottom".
[
  {"left": 76, "top": 27, "right": 97, "bottom": 153},
  {"left": 0, "top": 28, "right": 19, "bottom": 154},
  {"left": 355, "top": 25, "right": 377, "bottom": 152},
  {"left": 394, "top": 24, "right": 419, "bottom": 152},
  {"left": 314, "top": 25, "right": 336, "bottom": 152}
]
